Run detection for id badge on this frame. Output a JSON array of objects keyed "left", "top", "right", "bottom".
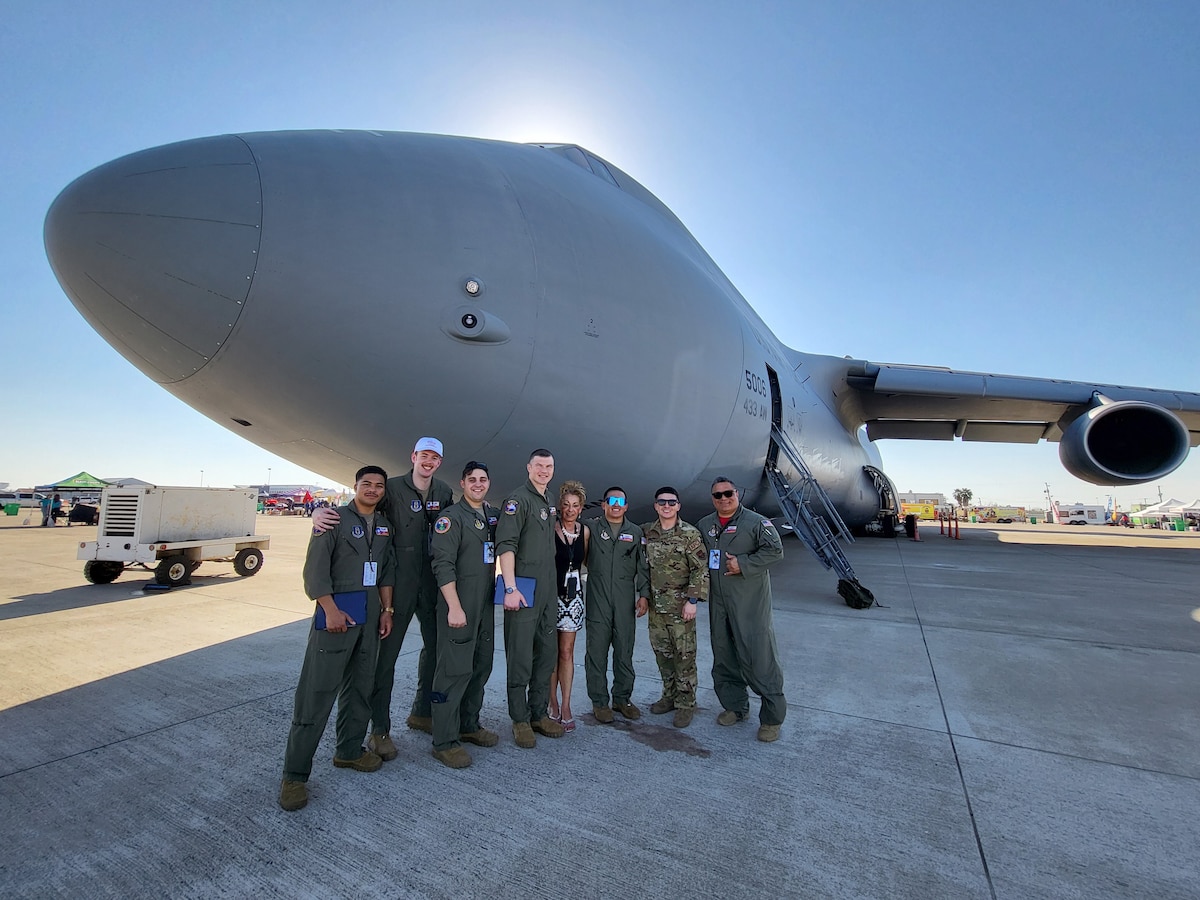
[
  {"left": 483, "top": 541, "right": 495, "bottom": 564},
  {"left": 363, "top": 561, "right": 378, "bottom": 586},
  {"left": 708, "top": 549, "right": 721, "bottom": 570}
]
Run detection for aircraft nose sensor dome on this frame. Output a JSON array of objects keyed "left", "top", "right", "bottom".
[{"left": 44, "top": 135, "right": 262, "bottom": 384}]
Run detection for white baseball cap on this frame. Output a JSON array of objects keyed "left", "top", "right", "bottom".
[{"left": 413, "top": 437, "right": 443, "bottom": 456}]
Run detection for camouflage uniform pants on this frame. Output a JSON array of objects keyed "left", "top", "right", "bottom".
[{"left": 647, "top": 607, "right": 697, "bottom": 708}]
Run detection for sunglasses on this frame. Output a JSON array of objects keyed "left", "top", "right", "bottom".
[
  {"left": 711, "top": 490, "right": 736, "bottom": 499},
  {"left": 605, "top": 496, "right": 627, "bottom": 507},
  {"left": 654, "top": 498, "right": 679, "bottom": 506}
]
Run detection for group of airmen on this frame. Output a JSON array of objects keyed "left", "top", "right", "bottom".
[{"left": 278, "top": 439, "right": 788, "bottom": 812}]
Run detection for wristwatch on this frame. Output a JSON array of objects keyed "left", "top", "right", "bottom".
[
  {"left": 382, "top": 606, "right": 395, "bottom": 614},
  {"left": 504, "top": 586, "right": 515, "bottom": 594},
  {"left": 685, "top": 598, "right": 698, "bottom": 605}
]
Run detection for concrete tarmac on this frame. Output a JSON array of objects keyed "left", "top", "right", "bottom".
[{"left": 0, "top": 513, "right": 1197, "bottom": 898}]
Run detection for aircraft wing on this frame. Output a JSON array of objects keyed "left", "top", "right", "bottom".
[{"left": 842, "top": 361, "right": 1200, "bottom": 486}]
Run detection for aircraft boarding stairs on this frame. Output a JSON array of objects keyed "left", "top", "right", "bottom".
[{"left": 766, "top": 425, "right": 876, "bottom": 609}]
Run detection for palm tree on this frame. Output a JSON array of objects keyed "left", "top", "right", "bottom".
[{"left": 953, "top": 488, "right": 973, "bottom": 517}]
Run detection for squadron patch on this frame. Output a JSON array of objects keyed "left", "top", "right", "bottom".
[
  {"left": 618, "top": 533, "right": 634, "bottom": 542},
  {"left": 487, "top": 516, "right": 498, "bottom": 526},
  {"left": 434, "top": 516, "right": 451, "bottom": 534},
  {"left": 474, "top": 519, "right": 484, "bottom": 530},
  {"left": 539, "top": 508, "right": 548, "bottom": 521},
  {"left": 410, "top": 499, "right": 423, "bottom": 512},
  {"left": 708, "top": 526, "right": 718, "bottom": 537},
  {"left": 352, "top": 525, "right": 365, "bottom": 539},
  {"left": 724, "top": 525, "right": 737, "bottom": 533},
  {"left": 504, "top": 500, "right": 519, "bottom": 515},
  {"left": 600, "top": 530, "right": 610, "bottom": 540}
]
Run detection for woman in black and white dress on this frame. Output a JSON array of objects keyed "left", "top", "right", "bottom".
[{"left": 548, "top": 480, "right": 589, "bottom": 732}]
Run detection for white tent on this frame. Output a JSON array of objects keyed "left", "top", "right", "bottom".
[
  {"left": 1176, "top": 499, "right": 1200, "bottom": 515},
  {"left": 1130, "top": 499, "right": 1187, "bottom": 518}
]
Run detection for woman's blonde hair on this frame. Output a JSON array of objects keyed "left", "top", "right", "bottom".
[{"left": 559, "top": 479, "right": 586, "bottom": 506}]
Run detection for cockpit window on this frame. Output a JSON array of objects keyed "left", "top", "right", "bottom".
[
  {"left": 557, "top": 146, "right": 591, "bottom": 172},
  {"left": 584, "top": 153, "right": 618, "bottom": 187},
  {"left": 531, "top": 142, "right": 689, "bottom": 235},
  {"left": 536, "top": 144, "right": 617, "bottom": 187}
]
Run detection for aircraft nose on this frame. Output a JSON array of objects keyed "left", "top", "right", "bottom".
[{"left": 44, "top": 135, "right": 262, "bottom": 383}]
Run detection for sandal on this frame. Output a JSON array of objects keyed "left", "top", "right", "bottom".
[
  {"left": 561, "top": 718, "right": 576, "bottom": 733},
  {"left": 548, "top": 712, "right": 561, "bottom": 722}
]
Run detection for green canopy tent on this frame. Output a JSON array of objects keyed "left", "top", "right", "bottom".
[{"left": 48, "top": 472, "right": 111, "bottom": 492}]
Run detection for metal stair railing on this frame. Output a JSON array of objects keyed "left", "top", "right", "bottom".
[{"left": 767, "top": 425, "right": 875, "bottom": 608}]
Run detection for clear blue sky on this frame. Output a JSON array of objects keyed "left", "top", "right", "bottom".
[{"left": 3, "top": 2, "right": 1197, "bottom": 508}]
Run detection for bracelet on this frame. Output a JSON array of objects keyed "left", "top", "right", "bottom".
[{"left": 382, "top": 607, "right": 395, "bottom": 614}]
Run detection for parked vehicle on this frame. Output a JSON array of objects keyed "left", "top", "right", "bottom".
[
  {"left": 0, "top": 491, "right": 47, "bottom": 508},
  {"left": 79, "top": 486, "right": 269, "bottom": 586}
]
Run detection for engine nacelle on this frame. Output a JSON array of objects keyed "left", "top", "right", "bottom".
[{"left": 1058, "top": 396, "right": 1190, "bottom": 485}]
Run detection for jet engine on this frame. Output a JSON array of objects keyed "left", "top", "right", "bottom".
[{"left": 1058, "top": 395, "right": 1191, "bottom": 485}]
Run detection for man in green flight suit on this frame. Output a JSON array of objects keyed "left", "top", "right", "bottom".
[
  {"left": 697, "top": 476, "right": 786, "bottom": 743},
  {"left": 312, "top": 437, "right": 454, "bottom": 762},
  {"left": 642, "top": 486, "right": 708, "bottom": 728},
  {"left": 279, "top": 465, "right": 396, "bottom": 811},
  {"left": 584, "top": 486, "right": 650, "bottom": 724},
  {"left": 428, "top": 461, "right": 501, "bottom": 768},
  {"left": 496, "top": 448, "right": 565, "bottom": 748}
]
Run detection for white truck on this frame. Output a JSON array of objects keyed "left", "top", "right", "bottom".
[{"left": 78, "top": 486, "right": 270, "bottom": 586}]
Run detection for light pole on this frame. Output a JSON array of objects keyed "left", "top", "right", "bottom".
[
  {"left": 267, "top": 467, "right": 272, "bottom": 495},
  {"left": 200, "top": 469, "right": 204, "bottom": 487}
]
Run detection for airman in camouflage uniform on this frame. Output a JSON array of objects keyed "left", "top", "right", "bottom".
[{"left": 642, "top": 486, "right": 708, "bottom": 728}]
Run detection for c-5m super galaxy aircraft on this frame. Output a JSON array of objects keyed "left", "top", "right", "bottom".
[{"left": 43, "top": 131, "right": 1200, "bottom": 595}]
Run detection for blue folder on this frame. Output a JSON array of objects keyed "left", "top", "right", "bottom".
[
  {"left": 493, "top": 576, "right": 536, "bottom": 607},
  {"left": 315, "top": 590, "right": 368, "bottom": 630}
]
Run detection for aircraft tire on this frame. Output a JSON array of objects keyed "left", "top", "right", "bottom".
[{"left": 234, "top": 548, "right": 264, "bottom": 577}]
